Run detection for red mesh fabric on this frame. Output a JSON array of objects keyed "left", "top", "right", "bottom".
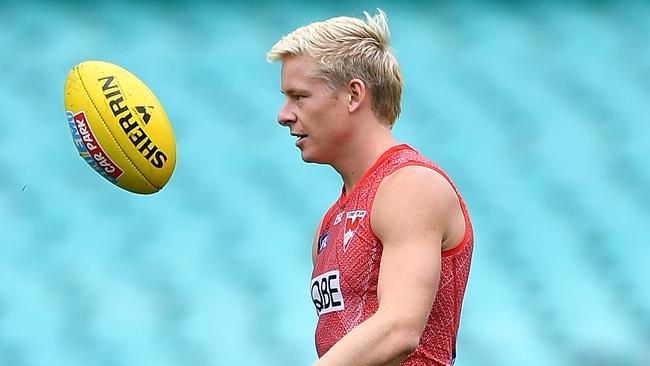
[{"left": 312, "top": 145, "right": 474, "bottom": 365}]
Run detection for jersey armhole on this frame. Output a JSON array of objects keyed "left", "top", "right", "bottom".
[{"left": 370, "top": 161, "right": 472, "bottom": 258}]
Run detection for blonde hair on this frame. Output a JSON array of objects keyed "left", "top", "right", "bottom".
[{"left": 267, "top": 9, "right": 403, "bottom": 126}]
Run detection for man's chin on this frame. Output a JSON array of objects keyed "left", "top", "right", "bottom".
[
  {"left": 300, "top": 150, "right": 326, "bottom": 164},
  {"left": 300, "top": 154, "right": 318, "bottom": 164}
]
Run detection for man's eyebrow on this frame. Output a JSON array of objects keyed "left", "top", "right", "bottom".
[{"left": 282, "top": 88, "right": 310, "bottom": 95}]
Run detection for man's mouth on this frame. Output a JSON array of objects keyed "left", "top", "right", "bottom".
[
  {"left": 291, "top": 133, "right": 308, "bottom": 148},
  {"left": 291, "top": 133, "right": 307, "bottom": 141}
]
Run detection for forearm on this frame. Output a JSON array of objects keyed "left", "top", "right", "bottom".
[{"left": 312, "top": 309, "right": 419, "bottom": 366}]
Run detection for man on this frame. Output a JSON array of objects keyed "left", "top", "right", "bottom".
[{"left": 267, "top": 9, "right": 474, "bottom": 366}]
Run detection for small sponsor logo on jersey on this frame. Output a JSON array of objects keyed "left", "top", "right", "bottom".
[
  {"left": 344, "top": 210, "right": 367, "bottom": 252},
  {"left": 311, "top": 270, "right": 344, "bottom": 316},
  {"left": 317, "top": 230, "right": 329, "bottom": 254},
  {"left": 334, "top": 212, "right": 344, "bottom": 226}
]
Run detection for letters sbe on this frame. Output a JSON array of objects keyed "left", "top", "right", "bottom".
[{"left": 311, "top": 270, "right": 344, "bottom": 316}]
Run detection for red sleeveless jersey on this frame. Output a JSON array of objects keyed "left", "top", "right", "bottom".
[{"left": 310, "top": 144, "right": 474, "bottom": 365}]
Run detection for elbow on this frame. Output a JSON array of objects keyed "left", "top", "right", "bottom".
[
  {"left": 398, "top": 330, "right": 422, "bottom": 356},
  {"left": 372, "top": 308, "right": 427, "bottom": 361},
  {"left": 388, "top": 323, "right": 423, "bottom": 359}
]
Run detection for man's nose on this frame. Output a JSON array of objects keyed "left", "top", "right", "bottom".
[{"left": 277, "top": 100, "right": 296, "bottom": 126}]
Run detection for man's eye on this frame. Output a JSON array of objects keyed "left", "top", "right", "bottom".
[{"left": 295, "top": 95, "right": 305, "bottom": 101}]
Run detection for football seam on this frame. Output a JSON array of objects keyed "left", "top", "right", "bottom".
[{"left": 75, "top": 65, "right": 161, "bottom": 192}]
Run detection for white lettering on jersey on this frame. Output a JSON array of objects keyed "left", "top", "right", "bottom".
[
  {"left": 311, "top": 270, "right": 345, "bottom": 316},
  {"left": 334, "top": 212, "right": 344, "bottom": 226}
]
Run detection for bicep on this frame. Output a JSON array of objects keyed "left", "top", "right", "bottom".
[
  {"left": 374, "top": 213, "right": 443, "bottom": 331},
  {"left": 376, "top": 235, "right": 442, "bottom": 331}
]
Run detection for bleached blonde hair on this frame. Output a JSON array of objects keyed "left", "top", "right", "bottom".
[{"left": 267, "top": 9, "right": 403, "bottom": 127}]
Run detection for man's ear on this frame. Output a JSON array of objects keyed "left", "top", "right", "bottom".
[{"left": 348, "top": 78, "right": 366, "bottom": 113}]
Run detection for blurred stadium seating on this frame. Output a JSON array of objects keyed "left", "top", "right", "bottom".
[{"left": 0, "top": 1, "right": 648, "bottom": 365}]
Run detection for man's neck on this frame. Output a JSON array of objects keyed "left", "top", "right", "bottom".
[{"left": 332, "top": 126, "right": 397, "bottom": 194}]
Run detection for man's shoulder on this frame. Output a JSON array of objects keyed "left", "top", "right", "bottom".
[
  {"left": 371, "top": 165, "right": 458, "bottom": 235},
  {"left": 380, "top": 164, "right": 456, "bottom": 200}
]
